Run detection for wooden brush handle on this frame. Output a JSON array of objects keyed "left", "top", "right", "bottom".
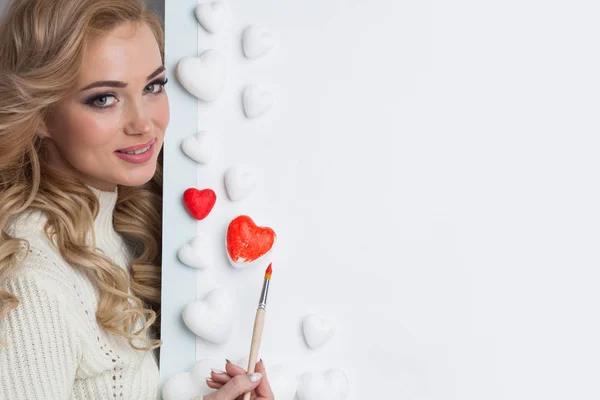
[{"left": 243, "top": 308, "right": 265, "bottom": 400}]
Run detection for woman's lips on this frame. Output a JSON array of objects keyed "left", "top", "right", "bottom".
[
  {"left": 115, "top": 140, "right": 155, "bottom": 164},
  {"left": 117, "top": 137, "right": 156, "bottom": 153}
]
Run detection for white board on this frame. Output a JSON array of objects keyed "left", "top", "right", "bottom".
[{"left": 162, "top": 1, "right": 600, "bottom": 399}]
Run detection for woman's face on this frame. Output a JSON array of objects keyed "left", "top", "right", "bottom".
[{"left": 42, "top": 22, "right": 169, "bottom": 191}]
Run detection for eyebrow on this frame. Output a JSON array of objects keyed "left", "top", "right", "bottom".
[{"left": 80, "top": 65, "right": 166, "bottom": 91}]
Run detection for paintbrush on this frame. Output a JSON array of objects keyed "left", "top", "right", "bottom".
[{"left": 242, "top": 263, "right": 272, "bottom": 400}]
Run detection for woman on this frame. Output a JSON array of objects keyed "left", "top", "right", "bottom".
[{"left": 0, "top": 0, "right": 273, "bottom": 399}]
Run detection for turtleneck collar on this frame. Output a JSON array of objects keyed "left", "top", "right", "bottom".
[
  {"left": 87, "top": 185, "right": 127, "bottom": 267},
  {"left": 88, "top": 184, "right": 118, "bottom": 219}
]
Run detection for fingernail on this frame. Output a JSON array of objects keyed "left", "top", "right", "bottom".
[
  {"left": 225, "top": 359, "right": 232, "bottom": 364},
  {"left": 259, "top": 359, "right": 266, "bottom": 368},
  {"left": 211, "top": 369, "right": 225, "bottom": 374},
  {"left": 205, "top": 377, "right": 213, "bottom": 382},
  {"left": 248, "top": 372, "right": 263, "bottom": 382}
]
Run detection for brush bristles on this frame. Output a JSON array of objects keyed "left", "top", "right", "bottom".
[{"left": 264, "top": 263, "right": 272, "bottom": 280}]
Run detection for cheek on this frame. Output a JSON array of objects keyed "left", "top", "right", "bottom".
[
  {"left": 55, "top": 110, "right": 118, "bottom": 152},
  {"left": 153, "top": 96, "right": 170, "bottom": 132}
]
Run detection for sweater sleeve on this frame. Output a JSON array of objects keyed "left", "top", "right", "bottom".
[{"left": 0, "top": 272, "right": 81, "bottom": 400}]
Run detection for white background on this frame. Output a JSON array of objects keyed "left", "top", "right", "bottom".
[
  {"left": 177, "top": 0, "right": 600, "bottom": 399},
  {"left": 2, "top": 0, "right": 598, "bottom": 398}
]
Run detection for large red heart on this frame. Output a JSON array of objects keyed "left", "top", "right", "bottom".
[
  {"left": 227, "top": 215, "right": 276, "bottom": 268},
  {"left": 183, "top": 188, "right": 216, "bottom": 220}
]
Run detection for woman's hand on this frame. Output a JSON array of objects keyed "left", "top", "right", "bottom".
[{"left": 203, "top": 360, "right": 274, "bottom": 400}]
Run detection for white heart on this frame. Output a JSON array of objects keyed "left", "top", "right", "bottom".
[
  {"left": 177, "top": 235, "right": 211, "bottom": 269},
  {"left": 181, "top": 131, "right": 217, "bottom": 165},
  {"left": 177, "top": 50, "right": 226, "bottom": 102},
  {"left": 195, "top": 1, "right": 226, "bottom": 34},
  {"left": 297, "top": 369, "right": 349, "bottom": 400},
  {"left": 224, "top": 165, "right": 256, "bottom": 201},
  {"left": 269, "top": 365, "right": 298, "bottom": 400},
  {"left": 162, "top": 359, "right": 219, "bottom": 400},
  {"left": 242, "top": 25, "right": 274, "bottom": 59},
  {"left": 235, "top": 358, "right": 297, "bottom": 400},
  {"left": 182, "top": 289, "right": 234, "bottom": 344},
  {"left": 242, "top": 85, "right": 273, "bottom": 119},
  {"left": 302, "top": 315, "right": 334, "bottom": 349}
]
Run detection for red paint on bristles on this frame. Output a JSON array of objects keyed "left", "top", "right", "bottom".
[{"left": 265, "top": 263, "right": 272, "bottom": 280}]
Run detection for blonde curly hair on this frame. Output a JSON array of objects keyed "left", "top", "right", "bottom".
[{"left": 0, "top": 0, "right": 164, "bottom": 351}]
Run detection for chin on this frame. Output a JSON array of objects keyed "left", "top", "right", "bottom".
[{"left": 117, "top": 163, "right": 158, "bottom": 187}]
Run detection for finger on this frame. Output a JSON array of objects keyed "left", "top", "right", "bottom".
[
  {"left": 236, "top": 394, "right": 258, "bottom": 400},
  {"left": 210, "top": 369, "right": 233, "bottom": 384},
  {"left": 225, "top": 360, "right": 248, "bottom": 376},
  {"left": 253, "top": 360, "right": 274, "bottom": 398},
  {"left": 234, "top": 394, "right": 258, "bottom": 400},
  {"left": 206, "top": 379, "right": 224, "bottom": 389},
  {"left": 208, "top": 373, "right": 262, "bottom": 400}
]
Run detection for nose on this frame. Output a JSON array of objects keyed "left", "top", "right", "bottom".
[{"left": 124, "top": 99, "right": 152, "bottom": 136}]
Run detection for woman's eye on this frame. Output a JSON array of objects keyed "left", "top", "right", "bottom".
[
  {"left": 144, "top": 84, "right": 161, "bottom": 94},
  {"left": 144, "top": 78, "right": 168, "bottom": 94},
  {"left": 90, "top": 95, "right": 116, "bottom": 108}
]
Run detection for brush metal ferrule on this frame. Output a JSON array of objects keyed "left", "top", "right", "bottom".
[{"left": 258, "top": 279, "right": 270, "bottom": 310}]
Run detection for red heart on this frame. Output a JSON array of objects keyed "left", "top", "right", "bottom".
[
  {"left": 183, "top": 188, "right": 216, "bottom": 220},
  {"left": 227, "top": 215, "right": 276, "bottom": 267}
]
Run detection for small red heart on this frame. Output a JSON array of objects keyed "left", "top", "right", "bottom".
[
  {"left": 227, "top": 215, "right": 276, "bottom": 267},
  {"left": 183, "top": 188, "right": 216, "bottom": 220}
]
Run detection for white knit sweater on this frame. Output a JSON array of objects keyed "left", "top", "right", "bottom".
[{"left": 0, "top": 187, "right": 159, "bottom": 399}]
